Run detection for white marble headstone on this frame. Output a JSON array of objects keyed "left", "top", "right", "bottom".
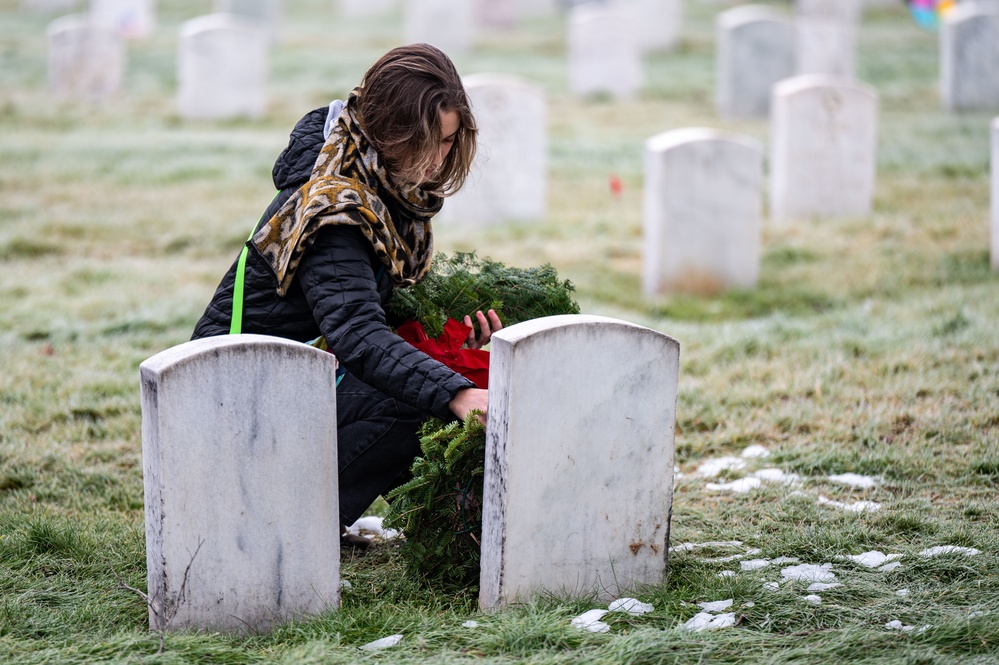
[
  {"left": 568, "top": 4, "right": 643, "bottom": 99},
  {"left": 21, "top": 0, "right": 78, "bottom": 10},
  {"left": 518, "top": 0, "right": 556, "bottom": 16},
  {"left": 992, "top": 117, "right": 998, "bottom": 271},
  {"left": 770, "top": 74, "right": 879, "bottom": 222},
  {"left": 795, "top": 18, "right": 855, "bottom": 76},
  {"left": 940, "top": 5, "right": 999, "bottom": 112},
  {"left": 643, "top": 128, "right": 763, "bottom": 296},
  {"left": 89, "top": 0, "right": 154, "bottom": 39},
  {"left": 404, "top": 0, "right": 475, "bottom": 56},
  {"left": 439, "top": 74, "right": 546, "bottom": 226},
  {"left": 141, "top": 335, "right": 340, "bottom": 633},
  {"left": 795, "top": 0, "right": 860, "bottom": 22},
  {"left": 716, "top": 5, "right": 796, "bottom": 119},
  {"left": 177, "top": 14, "right": 269, "bottom": 120},
  {"left": 616, "top": 0, "right": 683, "bottom": 52},
  {"left": 336, "top": 0, "right": 395, "bottom": 17},
  {"left": 475, "top": 0, "right": 517, "bottom": 29},
  {"left": 47, "top": 14, "right": 124, "bottom": 101},
  {"left": 215, "top": 0, "right": 282, "bottom": 40},
  {"left": 479, "top": 315, "right": 678, "bottom": 610}
]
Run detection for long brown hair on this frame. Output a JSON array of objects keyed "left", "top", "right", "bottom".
[{"left": 355, "top": 43, "right": 477, "bottom": 194}]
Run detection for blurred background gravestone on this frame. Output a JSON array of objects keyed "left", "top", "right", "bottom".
[
  {"left": 568, "top": 3, "right": 643, "bottom": 99},
  {"left": 770, "top": 74, "right": 879, "bottom": 222},
  {"left": 215, "top": 0, "right": 282, "bottom": 41},
  {"left": 141, "top": 335, "right": 340, "bottom": 633},
  {"left": 475, "top": 0, "right": 518, "bottom": 29},
  {"left": 404, "top": 0, "right": 475, "bottom": 56},
  {"left": 177, "top": 13, "right": 269, "bottom": 120},
  {"left": 439, "top": 74, "right": 547, "bottom": 227},
  {"left": 617, "top": 0, "right": 683, "bottom": 52},
  {"left": 642, "top": 128, "right": 763, "bottom": 296},
  {"left": 47, "top": 14, "right": 124, "bottom": 101},
  {"left": 21, "top": 0, "right": 78, "bottom": 10},
  {"left": 479, "top": 315, "right": 679, "bottom": 610},
  {"left": 716, "top": 4, "right": 795, "bottom": 119},
  {"left": 89, "top": 0, "right": 154, "bottom": 39},
  {"left": 940, "top": 4, "right": 999, "bottom": 112},
  {"left": 336, "top": 0, "right": 395, "bottom": 17}
]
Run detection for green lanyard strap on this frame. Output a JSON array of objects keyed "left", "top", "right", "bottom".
[{"left": 228, "top": 233, "right": 253, "bottom": 335}]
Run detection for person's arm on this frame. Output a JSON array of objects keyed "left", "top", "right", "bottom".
[{"left": 297, "top": 225, "right": 477, "bottom": 421}]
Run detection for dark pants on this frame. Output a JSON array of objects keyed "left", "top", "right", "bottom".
[{"left": 335, "top": 371, "right": 425, "bottom": 526}]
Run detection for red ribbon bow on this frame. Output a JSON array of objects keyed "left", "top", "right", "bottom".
[{"left": 395, "top": 318, "right": 490, "bottom": 389}]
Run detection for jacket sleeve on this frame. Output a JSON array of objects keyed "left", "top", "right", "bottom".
[{"left": 296, "top": 224, "right": 476, "bottom": 421}]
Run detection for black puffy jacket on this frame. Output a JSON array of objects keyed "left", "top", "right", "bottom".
[{"left": 192, "top": 107, "right": 475, "bottom": 421}]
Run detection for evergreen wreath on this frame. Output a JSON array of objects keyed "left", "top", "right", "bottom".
[
  {"left": 383, "top": 253, "right": 579, "bottom": 591},
  {"left": 386, "top": 251, "right": 580, "bottom": 337}
]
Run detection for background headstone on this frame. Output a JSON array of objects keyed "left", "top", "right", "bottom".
[
  {"left": 616, "top": 0, "right": 683, "bottom": 52},
  {"left": 770, "top": 74, "right": 879, "bottom": 222},
  {"left": 795, "top": 18, "right": 855, "bottom": 76},
  {"left": 438, "top": 74, "right": 547, "bottom": 226},
  {"left": 404, "top": 0, "right": 475, "bottom": 56},
  {"left": 992, "top": 116, "right": 998, "bottom": 270},
  {"left": 336, "top": 0, "right": 395, "bottom": 17},
  {"left": 47, "top": 14, "right": 124, "bottom": 101},
  {"left": 215, "top": 0, "right": 282, "bottom": 40},
  {"left": 940, "top": 5, "right": 999, "bottom": 112},
  {"left": 479, "top": 315, "right": 678, "bottom": 610},
  {"left": 177, "top": 13, "right": 269, "bottom": 120},
  {"left": 795, "top": 0, "right": 860, "bottom": 21},
  {"left": 520, "top": 0, "right": 556, "bottom": 16},
  {"left": 643, "top": 128, "right": 763, "bottom": 296},
  {"left": 141, "top": 335, "right": 340, "bottom": 633},
  {"left": 568, "top": 4, "right": 643, "bottom": 99},
  {"left": 89, "top": 0, "right": 154, "bottom": 39},
  {"left": 716, "top": 5, "right": 796, "bottom": 118},
  {"left": 22, "top": 0, "right": 78, "bottom": 10},
  {"left": 475, "top": 0, "right": 518, "bottom": 29}
]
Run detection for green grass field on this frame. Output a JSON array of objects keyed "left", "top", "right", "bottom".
[{"left": 1, "top": 1, "right": 997, "bottom": 662}]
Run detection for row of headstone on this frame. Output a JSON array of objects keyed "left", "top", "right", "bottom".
[
  {"left": 644, "top": 74, "right": 879, "bottom": 296},
  {"left": 141, "top": 319, "right": 679, "bottom": 629}
]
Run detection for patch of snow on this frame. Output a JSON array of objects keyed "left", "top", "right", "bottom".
[
  {"left": 837, "top": 551, "right": 903, "bottom": 568},
  {"left": 340, "top": 580, "right": 352, "bottom": 590},
  {"left": 700, "top": 553, "right": 746, "bottom": 563},
  {"left": 671, "top": 541, "right": 743, "bottom": 553},
  {"left": 706, "top": 477, "right": 761, "bottom": 493},
  {"left": 360, "top": 634, "right": 403, "bottom": 650},
  {"left": 807, "top": 582, "right": 842, "bottom": 592},
  {"left": 896, "top": 589, "right": 910, "bottom": 597},
  {"left": 682, "top": 612, "right": 736, "bottom": 631},
  {"left": 746, "top": 548, "right": 763, "bottom": 556},
  {"left": 571, "top": 609, "right": 610, "bottom": 633},
  {"left": 879, "top": 561, "right": 903, "bottom": 572},
  {"left": 741, "top": 445, "right": 771, "bottom": 459},
  {"left": 718, "top": 570, "right": 736, "bottom": 578},
  {"left": 696, "top": 456, "right": 747, "bottom": 478},
  {"left": 817, "top": 495, "right": 882, "bottom": 513},
  {"left": 744, "top": 601, "right": 755, "bottom": 608},
  {"left": 803, "top": 595, "right": 822, "bottom": 605},
  {"left": 827, "top": 473, "right": 879, "bottom": 489},
  {"left": 609, "top": 598, "right": 654, "bottom": 615},
  {"left": 698, "top": 599, "right": 734, "bottom": 612},
  {"left": 741, "top": 559, "right": 771, "bottom": 571},
  {"left": 781, "top": 563, "right": 837, "bottom": 583},
  {"left": 763, "top": 582, "right": 780, "bottom": 591},
  {"left": 918, "top": 545, "right": 981, "bottom": 558},
  {"left": 348, "top": 516, "right": 401, "bottom": 540},
  {"left": 885, "top": 620, "right": 930, "bottom": 633},
  {"left": 462, "top": 620, "right": 479, "bottom": 628},
  {"left": 751, "top": 468, "right": 800, "bottom": 485},
  {"left": 772, "top": 556, "right": 800, "bottom": 564}
]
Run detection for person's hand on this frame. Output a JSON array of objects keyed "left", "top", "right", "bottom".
[
  {"left": 449, "top": 387, "right": 488, "bottom": 424},
  {"left": 463, "top": 309, "right": 503, "bottom": 350}
]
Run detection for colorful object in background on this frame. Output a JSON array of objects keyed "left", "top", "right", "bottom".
[
  {"left": 609, "top": 173, "right": 623, "bottom": 198},
  {"left": 906, "top": 0, "right": 957, "bottom": 31}
]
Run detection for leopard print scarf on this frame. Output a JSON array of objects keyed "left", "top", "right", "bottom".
[{"left": 253, "top": 90, "right": 443, "bottom": 296}]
